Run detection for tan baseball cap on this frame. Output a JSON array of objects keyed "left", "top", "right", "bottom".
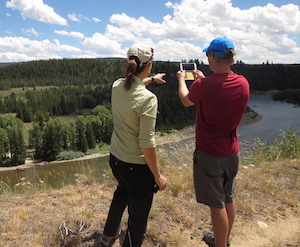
[{"left": 127, "top": 46, "right": 153, "bottom": 64}]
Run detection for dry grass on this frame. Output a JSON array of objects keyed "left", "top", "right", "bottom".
[{"left": 0, "top": 155, "right": 299, "bottom": 247}]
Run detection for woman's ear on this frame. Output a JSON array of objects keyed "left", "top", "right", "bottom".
[{"left": 146, "top": 60, "right": 152, "bottom": 73}]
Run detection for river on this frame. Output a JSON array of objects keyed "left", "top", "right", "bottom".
[
  {"left": 0, "top": 95, "right": 299, "bottom": 189},
  {"left": 238, "top": 95, "right": 300, "bottom": 152}
]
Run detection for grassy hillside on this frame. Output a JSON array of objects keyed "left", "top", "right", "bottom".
[{"left": 0, "top": 127, "right": 299, "bottom": 247}]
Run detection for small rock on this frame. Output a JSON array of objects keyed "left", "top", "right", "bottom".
[{"left": 257, "top": 221, "right": 268, "bottom": 228}]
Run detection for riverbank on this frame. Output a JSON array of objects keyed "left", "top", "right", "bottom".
[{"left": 0, "top": 108, "right": 262, "bottom": 172}]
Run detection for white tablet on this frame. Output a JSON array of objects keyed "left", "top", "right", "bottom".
[{"left": 180, "top": 63, "right": 197, "bottom": 80}]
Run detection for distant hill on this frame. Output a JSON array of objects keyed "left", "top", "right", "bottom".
[
  {"left": 0, "top": 58, "right": 124, "bottom": 67},
  {"left": 0, "top": 62, "right": 21, "bottom": 67}
]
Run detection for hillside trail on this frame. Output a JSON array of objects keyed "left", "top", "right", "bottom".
[{"left": 196, "top": 214, "right": 300, "bottom": 247}]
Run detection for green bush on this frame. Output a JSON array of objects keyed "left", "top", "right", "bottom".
[
  {"left": 56, "top": 150, "right": 85, "bottom": 161},
  {"left": 86, "top": 143, "right": 110, "bottom": 155},
  {"left": 250, "top": 128, "right": 300, "bottom": 163}
]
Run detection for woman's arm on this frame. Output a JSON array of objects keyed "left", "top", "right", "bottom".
[
  {"left": 143, "top": 73, "right": 166, "bottom": 86},
  {"left": 143, "top": 147, "right": 167, "bottom": 191}
]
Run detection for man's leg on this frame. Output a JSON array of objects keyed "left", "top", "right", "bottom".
[
  {"left": 210, "top": 206, "right": 229, "bottom": 247},
  {"left": 210, "top": 202, "right": 235, "bottom": 247},
  {"left": 225, "top": 202, "right": 235, "bottom": 243}
]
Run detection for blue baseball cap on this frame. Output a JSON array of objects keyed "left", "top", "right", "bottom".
[{"left": 203, "top": 37, "right": 235, "bottom": 58}]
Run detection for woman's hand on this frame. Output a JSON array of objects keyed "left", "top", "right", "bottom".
[
  {"left": 143, "top": 73, "right": 167, "bottom": 86},
  {"left": 153, "top": 73, "right": 167, "bottom": 84},
  {"left": 154, "top": 174, "right": 168, "bottom": 191}
]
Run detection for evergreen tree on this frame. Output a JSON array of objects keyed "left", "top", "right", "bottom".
[
  {"left": 0, "top": 128, "right": 9, "bottom": 166},
  {"left": 9, "top": 126, "right": 26, "bottom": 165},
  {"left": 86, "top": 121, "right": 96, "bottom": 149},
  {"left": 0, "top": 115, "right": 26, "bottom": 166},
  {"left": 92, "top": 105, "right": 113, "bottom": 143},
  {"left": 41, "top": 118, "right": 64, "bottom": 161},
  {"left": 29, "top": 123, "right": 43, "bottom": 159},
  {"left": 75, "top": 116, "right": 88, "bottom": 153}
]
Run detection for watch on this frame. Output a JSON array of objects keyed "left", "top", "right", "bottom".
[{"left": 151, "top": 75, "right": 155, "bottom": 82}]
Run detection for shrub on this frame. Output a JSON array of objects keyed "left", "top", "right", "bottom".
[
  {"left": 56, "top": 150, "right": 85, "bottom": 161},
  {"left": 250, "top": 128, "right": 300, "bottom": 163}
]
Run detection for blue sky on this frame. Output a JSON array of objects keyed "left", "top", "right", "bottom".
[{"left": 1, "top": 0, "right": 300, "bottom": 64}]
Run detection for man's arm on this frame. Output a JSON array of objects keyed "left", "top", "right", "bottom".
[
  {"left": 176, "top": 71, "right": 195, "bottom": 107},
  {"left": 177, "top": 70, "right": 206, "bottom": 107}
]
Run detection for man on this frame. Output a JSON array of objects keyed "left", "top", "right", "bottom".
[{"left": 177, "top": 37, "right": 249, "bottom": 247}]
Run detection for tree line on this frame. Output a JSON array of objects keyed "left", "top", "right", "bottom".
[
  {"left": 0, "top": 105, "right": 112, "bottom": 166},
  {"left": 0, "top": 58, "right": 299, "bottom": 166},
  {"left": 1, "top": 59, "right": 299, "bottom": 125},
  {"left": 28, "top": 105, "right": 112, "bottom": 162},
  {"left": 272, "top": 89, "right": 300, "bottom": 105},
  {"left": 1, "top": 58, "right": 300, "bottom": 91}
]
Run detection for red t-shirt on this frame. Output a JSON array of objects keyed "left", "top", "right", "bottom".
[{"left": 188, "top": 71, "right": 250, "bottom": 157}]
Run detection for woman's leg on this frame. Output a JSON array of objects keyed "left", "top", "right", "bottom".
[
  {"left": 120, "top": 164, "right": 155, "bottom": 247},
  {"left": 102, "top": 155, "right": 128, "bottom": 237}
]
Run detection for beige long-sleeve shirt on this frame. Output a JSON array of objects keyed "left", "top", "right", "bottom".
[{"left": 110, "top": 76, "right": 157, "bottom": 164}]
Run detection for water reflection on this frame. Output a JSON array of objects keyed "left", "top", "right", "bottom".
[{"left": 0, "top": 155, "right": 109, "bottom": 189}]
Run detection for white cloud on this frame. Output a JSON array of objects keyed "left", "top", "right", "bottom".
[
  {"left": 0, "top": 52, "right": 33, "bottom": 62},
  {"left": 68, "top": 13, "right": 90, "bottom": 22},
  {"left": 22, "top": 28, "right": 39, "bottom": 37},
  {"left": 107, "top": 0, "right": 300, "bottom": 63},
  {"left": 82, "top": 33, "right": 124, "bottom": 56},
  {"left": 2, "top": 0, "right": 300, "bottom": 63},
  {"left": 92, "top": 17, "right": 101, "bottom": 23},
  {"left": 54, "top": 30, "right": 85, "bottom": 39},
  {"left": 105, "top": 24, "right": 135, "bottom": 42},
  {"left": 0, "top": 36, "right": 81, "bottom": 62},
  {"left": 6, "top": 31, "right": 15, "bottom": 36},
  {"left": 155, "top": 40, "right": 202, "bottom": 61},
  {"left": 6, "top": 0, "right": 67, "bottom": 25},
  {"left": 68, "top": 13, "right": 80, "bottom": 22}
]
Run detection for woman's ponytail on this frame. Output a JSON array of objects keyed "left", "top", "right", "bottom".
[{"left": 124, "top": 56, "right": 145, "bottom": 90}]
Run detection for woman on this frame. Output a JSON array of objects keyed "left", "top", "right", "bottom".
[{"left": 98, "top": 46, "right": 168, "bottom": 247}]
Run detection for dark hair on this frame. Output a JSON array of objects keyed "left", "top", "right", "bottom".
[{"left": 124, "top": 56, "right": 147, "bottom": 90}]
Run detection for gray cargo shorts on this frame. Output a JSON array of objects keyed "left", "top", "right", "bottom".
[{"left": 193, "top": 149, "right": 239, "bottom": 209}]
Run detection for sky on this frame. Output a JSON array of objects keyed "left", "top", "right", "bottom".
[{"left": 1, "top": 0, "right": 300, "bottom": 64}]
